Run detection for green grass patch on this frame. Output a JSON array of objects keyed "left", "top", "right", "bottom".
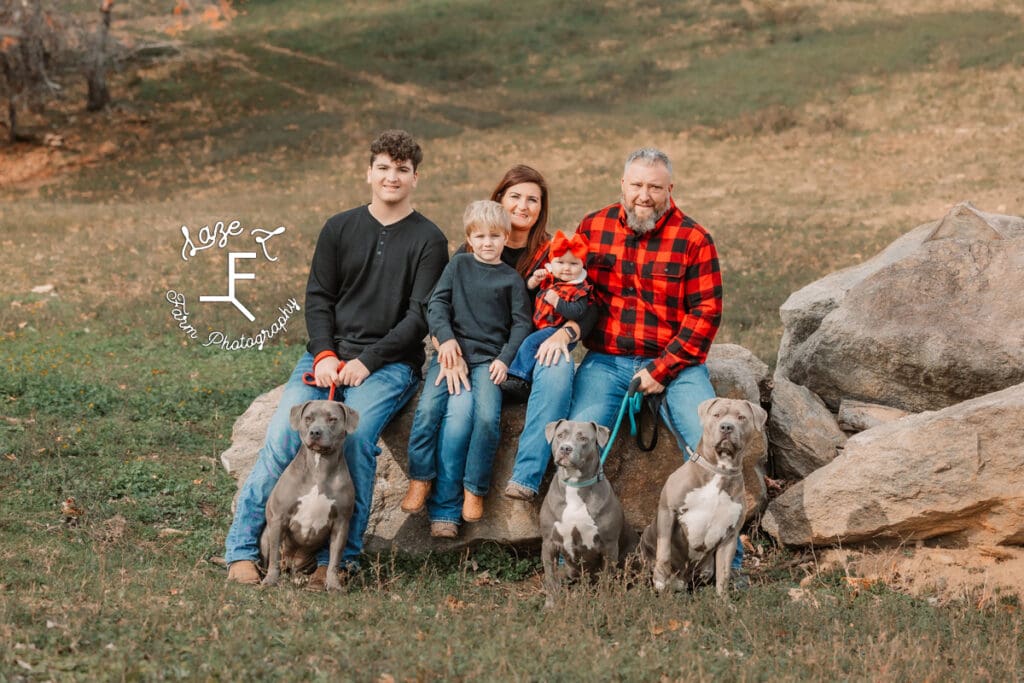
[{"left": 41, "top": 4, "right": 1024, "bottom": 198}]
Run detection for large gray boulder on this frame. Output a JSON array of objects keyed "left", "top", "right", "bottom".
[
  {"left": 220, "top": 343, "right": 772, "bottom": 553},
  {"left": 761, "top": 381, "right": 1024, "bottom": 548},
  {"left": 777, "top": 202, "right": 1024, "bottom": 413},
  {"left": 767, "top": 375, "right": 847, "bottom": 480}
]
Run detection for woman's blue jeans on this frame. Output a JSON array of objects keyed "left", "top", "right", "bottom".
[
  {"left": 406, "top": 359, "right": 503, "bottom": 524},
  {"left": 569, "top": 351, "right": 743, "bottom": 570},
  {"left": 224, "top": 352, "right": 419, "bottom": 568},
  {"left": 506, "top": 352, "right": 576, "bottom": 494}
]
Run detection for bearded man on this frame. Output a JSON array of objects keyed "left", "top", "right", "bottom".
[
  {"left": 569, "top": 147, "right": 722, "bottom": 443},
  {"left": 505, "top": 146, "right": 743, "bottom": 574}
]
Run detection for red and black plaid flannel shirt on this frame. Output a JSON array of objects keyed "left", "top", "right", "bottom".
[
  {"left": 577, "top": 198, "right": 722, "bottom": 384},
  {"left": 532, "top": 274, "right": 592, "bottom": 329}
]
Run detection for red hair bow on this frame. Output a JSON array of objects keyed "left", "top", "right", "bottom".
[{"left": 549, "top": 230, "right": 588, "bottom": 261}]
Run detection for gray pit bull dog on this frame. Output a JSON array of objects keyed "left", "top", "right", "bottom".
[
  {"left": 539, "top": 420, "right": 639, "bottom": 608},
  {"left": 640, "top": 397, "right": 767, "bottom": 595},
  {"left": 260, "top": 400, "right": 359, "bottom": 592}
]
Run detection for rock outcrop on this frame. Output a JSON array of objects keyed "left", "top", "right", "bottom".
[
  {"left": 762, "top": 381, "right": 1024, "bottom": 548},
  {"left": 777, "top": 202, "right": 1024, "bottom": 413},
  {"left": 220, "top": 343, "right": 772, "bottom": 553},
  {"left": 767, "top": 376, "right": 847, "bottom": 480}
]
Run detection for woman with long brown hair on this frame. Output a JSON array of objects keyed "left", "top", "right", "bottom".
[
  {"left": 436, "top": 164, "right": 578, "bottom": 503},
  {"left": 487, "top": 164, "right": 551, "bottom": 278}
]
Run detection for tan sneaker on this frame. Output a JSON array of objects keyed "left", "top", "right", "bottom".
[
  {"left": 503, "top": 482, "right": 536, "bottom": 501},
  {"left": 401, "top": 480, "right": 432, "bottom": 514},
  {"left": 462, "top": 489, "right": 485, "bottom": 522},
  {"left": 430, "top": 521, "right": 458, "bottom": 539},
  {"left": 226, "top": 560, "right": 261, "bottom": 585}
]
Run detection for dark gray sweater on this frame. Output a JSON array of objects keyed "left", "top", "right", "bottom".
[
  {"left": 305, "top": 205, "right": 449, "bottom": 374},
  {"left": 427, "top": 253, "right": 533, "bottom": 366}
]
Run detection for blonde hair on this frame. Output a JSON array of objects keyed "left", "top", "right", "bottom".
[{"left": 463, "top": 200, "right": 511, "bottom": 238}]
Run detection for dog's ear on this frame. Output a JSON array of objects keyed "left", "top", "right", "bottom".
[
  {"left": 545, "top": 419, "right": 565, "bottom": 444},
  {"left": 697, "top": 397, "right": 720, "bottom": 421},
  {"left": 289, "top": 401, "right": 312, "bottom": 431},
  {"left": 337, "top": 403, "right": 360, "bottom": 435},
  {"left": 593, "top": 422, "right": 611, "bottom": 449},
  {"left": 745, "top": 401, "right": 768, "bottom": 433}
]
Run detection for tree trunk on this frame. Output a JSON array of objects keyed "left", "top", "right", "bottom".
[{"left": 86, "top": 0, "right": 113, "bottom": 112}]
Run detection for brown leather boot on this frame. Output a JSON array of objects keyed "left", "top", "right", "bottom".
[
  {"left": 503, "top": 482, "right": 536, "bottom": 501},
  {"left": 462, "top": 489, "right": 485, "bottom": 522},
  {"left": 400, "top": 479, "right": 432, "bottom": 514},
  {"left": 430, "top": 521, "right": 458, "bottom": 539},
  {"left": 226, "top": 560, "right": 261, "bottom": 585},
  {"left": 306, "top": 565, "right": 329, "bottom": 591}
]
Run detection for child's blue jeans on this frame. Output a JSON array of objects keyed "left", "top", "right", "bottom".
[
  {"left": 406, "top": 358, "right": 503, "bottom": 524},
  {"left": 507, "top": 327, "right": 578, "bottom": 381}
]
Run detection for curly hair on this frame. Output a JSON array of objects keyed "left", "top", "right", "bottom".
[{"left": 369, "top": 130, "right": 424, "bottom": 170}]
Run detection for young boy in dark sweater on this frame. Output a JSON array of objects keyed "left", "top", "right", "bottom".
[{"left": 401, "top": 200, "right": 533, "bottom": 537}]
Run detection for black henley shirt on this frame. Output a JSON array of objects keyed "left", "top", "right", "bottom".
[{"left": 304, "top": 205, "right": 449, "bottom": 375}]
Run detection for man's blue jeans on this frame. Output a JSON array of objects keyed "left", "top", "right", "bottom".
[
  {"left": 224, "top": 352, "right": 419, "bottom": 568},
  {"left": 506, "top": 353, "right": 575, "bottom": 494},
  {"left": 406, "top": 359, "right": 503, "bottom": 524},
  {"left": 569, "top": 351, "right": 743, "bottom": 571}
]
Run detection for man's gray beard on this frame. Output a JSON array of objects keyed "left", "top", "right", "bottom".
[{"left": 624, "top": 202, "right": 668, "bottom": 234}]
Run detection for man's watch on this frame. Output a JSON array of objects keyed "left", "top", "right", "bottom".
[{"left": 563, "top": 326, "right": 579, "bottom": 342}]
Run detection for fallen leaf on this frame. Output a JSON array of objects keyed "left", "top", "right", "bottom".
[
  {"left": 443, "top": 595, "right": 466, "bottom": 611},
  {"left": 843, "top": 577, "right": 876, "bottom": 590}
]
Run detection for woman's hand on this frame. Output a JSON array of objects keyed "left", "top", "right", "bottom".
[
  {"left": 535, "top": 328, "right": 572, "bottom": 367},
  {"left": 437, "top": 339, "right": 462, "bottom": 369},
  {"left": 436, "top": 357, "right": 470, "bottom": 395},
  {"left": 489, "top": 359, "right": 508, "bottom": 385}
]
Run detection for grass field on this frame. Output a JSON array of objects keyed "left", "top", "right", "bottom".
[{"left": 2, "top": 0, "right": 1023, "bottom": 678}]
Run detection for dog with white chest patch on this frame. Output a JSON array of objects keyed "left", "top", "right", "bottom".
[
  {"left": 260, "top": 400, "right": 359, "bottom": 592},
  {"left": 539, "top": 420, "right": 638, "bottom": 608},
  {"left": 640, "top": 397, "right": 767, "bottom": 595}
]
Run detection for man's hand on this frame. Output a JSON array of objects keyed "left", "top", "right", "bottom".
[
  {"left": 437, "top": 339, "right": 463, "bottom": 369},
  {"left": 436, "top": 357, "right": 471, "bottom": 395},
  {"left": 527, "top": 269, "right": 546, "bottom": 290},
  {"left": 314, "top": 356, "right": 342, "bottom": 387},
  {"left": 535, "top": 328, "right": 572, "bottom": 367},
  {"left": 337, "top": 359, "right": 370, "bottom": 387},
  {"left": 542, "top": 289, "right": 560, "bottom": 307},
  {"left": 633, "top": 368, "right": 665, "bottom": 395},
  {"left": 489, "top": 359, "right": 508, "bottom": 385}
]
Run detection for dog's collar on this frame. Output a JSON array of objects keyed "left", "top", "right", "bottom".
[
  {"left": 562, "top": 471, "right": 604, "bottom": 488},
  {"left": 689, "top": 452, "right": 743, "bottom": 479}
]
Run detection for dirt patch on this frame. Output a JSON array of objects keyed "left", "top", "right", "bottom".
[{"left": 814, "top": 546, "right": 1024, "bottom": 605}]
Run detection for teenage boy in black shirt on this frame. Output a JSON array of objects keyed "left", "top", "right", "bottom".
[{"left": 225, "top": 130, "right": 449, "bottom": 588}]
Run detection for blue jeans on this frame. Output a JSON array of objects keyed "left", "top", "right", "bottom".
[
  {"left": 406, "top": 359, "right": 503, "bottom": 524},
  {"left": 507, "top": 327, "right": 578, "bottom": 381},
  {"left": 225, "top": 352, "right": 419, "bottom": 568},
  {"left": 506, "top": 352, "right": 575, "bottom": 494},
  {"left": 570, "top": 352, "right": 743, "bottom": 571}
]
